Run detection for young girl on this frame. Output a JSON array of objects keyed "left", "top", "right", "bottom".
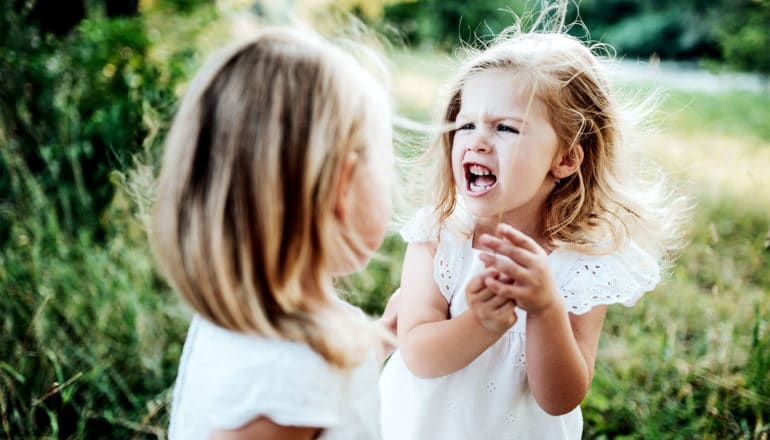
[
  {"left": 151, "top": 27, "right": 394, "bottom": 439},
  {"left": 379, "top": 19, "right": 687, "bottom": 440}
]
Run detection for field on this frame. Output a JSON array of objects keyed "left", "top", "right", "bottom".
[{"left": 1, "top": 9, "right": 769, "bottom": 439}]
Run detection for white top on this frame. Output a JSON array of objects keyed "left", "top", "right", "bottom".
[
  {"left": 169, "top": 315, "right": 382, "bottom": 440},
  {"left": 380, "top": 210, "right": 660, "bottom": 440}
]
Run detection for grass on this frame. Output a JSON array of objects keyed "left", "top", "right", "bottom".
[{"left": 1, "top": 18, "right": 769, "bottom": 440}]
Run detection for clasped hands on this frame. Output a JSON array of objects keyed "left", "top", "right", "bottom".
[{"left": 466, "top": 224, "right": 559, "bottom": 334}]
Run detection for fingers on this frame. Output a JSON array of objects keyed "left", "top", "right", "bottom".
[
  {"left": 477, "top": 234, "right": 539, "bottom": 269},
  {"left": 478, "top": 252, "right": 534, "bottom": 285},
  {"left": 484, "top": 275, "right": 525, "bottom": 300},
  {"left": 467, "top": 283, "right": 518, "bottom": 333},
  {"left": 495, "top": 223, "right": 544, "bottom": 255},
  {"left": 466, "top": 267, "right": 499, "bottom": 294}
]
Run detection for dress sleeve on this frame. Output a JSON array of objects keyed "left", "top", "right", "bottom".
[
  {"left": 205, "top": 340, "right": 348, "bottom": 430},
  {"left": 400, "top": 207, "right": 440, "bottom": 243},
  {"left": 400, "top": 208, "right": 462, "bottom": 302},
  {"left": 559, "top": 241, "right": 660, "bottom": 315}
]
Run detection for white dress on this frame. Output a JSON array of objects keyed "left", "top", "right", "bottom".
[
  {"left": 169, "top": 315, "right": 381, "bottom": 440},
  {"left": 380, "top": 211, "right": 660, "bottom": 440}
]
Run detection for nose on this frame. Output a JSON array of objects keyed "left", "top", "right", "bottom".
[{"left": 466, "top": 134, "right": 492, "bottom": 153}]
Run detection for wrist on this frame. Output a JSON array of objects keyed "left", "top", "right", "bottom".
[
  {"left": 526, "top": 296, "right": 565, "bottom": 320},
  {"left": 463, "top": 309, "right": 510, "bottom": 336}
]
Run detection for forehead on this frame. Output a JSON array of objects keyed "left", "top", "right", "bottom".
[{"left": 458, "top": 69, "right": 547, "bottom": 120}]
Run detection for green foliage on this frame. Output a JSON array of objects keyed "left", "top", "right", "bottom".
[
  {"left": 342, "top": 235, "right": 406, "bottom": 316},
  {"left": 658, "top": 89, "right": 770, "bottom": 144},
  {"left": 0, "top": 1, "right": 211, "bottom": 437},
  {"left": 382, "top": 0, "right": 533, "bottom": 48},
  {"left": 0, "top": 3, "right": 190, "bottom": 242},
  {"left": 0, "top": 146, "right": 189, "bottom": 437},
  {"left": 716, "top": 0, "right": 770, "bottom": 75},
  {"left": 381, "top": 0, "right": 767, "bottom": 72},
  {"left": 583, "top": 197, "right": 770, "bottom": 438},
  {"left": 599, "top": 11, "right": 714, "bottom": 59}
]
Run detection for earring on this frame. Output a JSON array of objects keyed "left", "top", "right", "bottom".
[{"left": 554, "top": 176, "right": 561, "bottom": 185}]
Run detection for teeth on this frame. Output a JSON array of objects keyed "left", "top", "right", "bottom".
[
  {"left": 470, "top": 182, "right": 493, "bottom": 191},
  {"left": 469, "top": 164, "right": 491, "bottom": 176}
]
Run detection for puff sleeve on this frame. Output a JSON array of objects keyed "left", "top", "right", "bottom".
[
  {"left": 558, "top": 241, "right": 660, "bottom": 315},
  {"left": 399, "top": 208, "right": 468, "bottom": 303},
  {"left": 170, "top": 318, "right": 352, "bottom": 435},
  {"left": 400, "top": 208, "right": 440, "bottom": 243}
]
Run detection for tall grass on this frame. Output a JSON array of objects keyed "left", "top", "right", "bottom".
[{"left": 1, "top": 137, "right": 189, "bottom": 437}]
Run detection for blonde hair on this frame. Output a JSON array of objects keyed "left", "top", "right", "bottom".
[
  {"left": 423, "top": 8, "right": 688, "bottom": 266},
  {"left": 152, "top": 27, "right": 390, "bottom": 368}
]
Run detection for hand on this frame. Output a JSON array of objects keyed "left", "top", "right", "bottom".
[
  {"left": 378, "top": 288, "right": 400, "bottom": 358},
  {"left": 465, "top": 267, "right": 518, "bottom": 333},
  {"left": 477, "top": 224, "right": 559, "bottom": 315}
]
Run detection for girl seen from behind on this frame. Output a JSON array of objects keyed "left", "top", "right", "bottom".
[
  {"left": 380, "top": 8, "right": 689, "bottom": 440},
  {"left": 152, "top": 27, "right": 394, "bottom": 440}
]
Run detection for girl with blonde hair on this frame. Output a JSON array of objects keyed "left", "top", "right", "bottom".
[
  {"left": 379, "top": 7, "right": 688, "bottom": 439},
  {"left": 152, "top": 26, "right": 394, "bottom": 439}
]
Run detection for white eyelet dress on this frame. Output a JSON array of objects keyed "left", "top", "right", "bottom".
[
  {"left": 169, "top": 315, "right": 382, "bottom": 440},
  {"left": 380, "top": 210, "right": 660, "bottom": 440}
]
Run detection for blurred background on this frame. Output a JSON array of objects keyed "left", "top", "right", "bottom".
[{"left": 1, "top": 0, "right": 768, "bottom": 438}]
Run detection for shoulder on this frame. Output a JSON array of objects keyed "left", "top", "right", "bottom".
[
  {"left": 174, "top": 317, "right": 352, "bottom": 431},
  {"left": 552, "top": 240, "right": 660, "bottom": 315},
  {"left": 400, "top": 207, "right": 440, "bottom": 243},
  {"left": 399, "top": 207, "right": 473, "bottom": 244}
]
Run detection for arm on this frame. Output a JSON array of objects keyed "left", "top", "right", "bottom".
[
  {"left": 478, "top": 224, "right": 607, "bottom": 415},
  {"left": 210, "top": 417, "right": 319, "bottom": 440},
  {"left": 525, "top": 303, "right": 606, "bottom": 415},
  {"left": 397, "top": 242, "right": 506, "bottom": 378}
]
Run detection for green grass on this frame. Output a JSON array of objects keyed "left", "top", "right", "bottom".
[
  {"left": 659, "top": 89, "right": 770, "bottom": 144},
  {"left": 1, "top": 21, "right": 769, "bottom": 440}
]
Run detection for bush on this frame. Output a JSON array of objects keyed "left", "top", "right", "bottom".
[
  {"left": 382, "top": 0, "right": 533, "bottom": 48},
  {"left": 0, "top": 1, "right": 210, "bottom": 437},
  {"left": 716, "top": 0, "right": 770, "bottom": 75},
  {"left": 0, "top": 3, "right": 189, "bottom": 243},
  {"left": 380, "top": 0, "right": 766, "bottom": 71}
]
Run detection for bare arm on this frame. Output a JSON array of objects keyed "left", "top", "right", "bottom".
[
  {"left": 210, "top": 417, "right": 319, "bottom": 440},
  {"left": 398, "top": 242, "right": 505, "bottom": 378},
  {"left": 525, "top": 304, "right": 606, "bottom": 415}
]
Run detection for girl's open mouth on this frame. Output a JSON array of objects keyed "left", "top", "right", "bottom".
[{"left": 464, "top": 163, "right": 497, "bottom": 195}]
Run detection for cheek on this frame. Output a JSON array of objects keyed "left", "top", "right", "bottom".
[
  {"left": 361, "top": 167, "right": 392, "bottom": 242},
  {"left": 450, "top": 144, "right": 464, "bottom": 179}
]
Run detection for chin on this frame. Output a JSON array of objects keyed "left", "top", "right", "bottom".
[
  {"left": 329, "top": 251, "right": 371, "bottom": 276},
  {"left": 459, "top": 196, "right": 501, "bottom": 219}
]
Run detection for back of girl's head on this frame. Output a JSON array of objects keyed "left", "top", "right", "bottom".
[
  {"left": 152, "top": 27, "right": 391, "bottom": 368},
  {"left": 427, "top": 4, "right": 688, "bottom": 264}
]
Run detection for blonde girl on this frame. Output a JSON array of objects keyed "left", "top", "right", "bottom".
[
  {"left": 379, "top": 11, "right": 687, "bottom": 440},
  {"left": 152, "top": 27, "right": 394, "bottom": 440}
]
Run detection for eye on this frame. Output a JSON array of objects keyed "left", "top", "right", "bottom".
[
  {"left": 497, "top": 124, "right": 519, "bottom": 134},
  {"left": 457, "top": 122, "right": 475, "bottom": 131}
]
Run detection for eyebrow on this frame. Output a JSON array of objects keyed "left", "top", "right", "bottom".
[{"left": 455, "top": 112, "right": 526, "bottom": 123}]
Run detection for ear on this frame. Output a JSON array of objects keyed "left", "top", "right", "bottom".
[
  {"left": 552, "top": 144, "right": 584, "bottom": 181},
  {"left": 333, "top": 151, "right": 360, "bottom": 222}
]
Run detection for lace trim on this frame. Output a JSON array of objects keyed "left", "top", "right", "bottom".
[{"left": 559, "top": 242, "right": 660, "bottom": 315}]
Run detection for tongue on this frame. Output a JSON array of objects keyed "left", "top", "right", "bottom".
[{"left": 474, "top": 175, "right": 496, "bottom": 187}]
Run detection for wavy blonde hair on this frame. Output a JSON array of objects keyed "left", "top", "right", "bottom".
[
  {"left": 152, "top": 27, "right": 391, "bottom": 368},
  {"left": 424, "top": 8, "right": 688, "bottom": 265}
]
